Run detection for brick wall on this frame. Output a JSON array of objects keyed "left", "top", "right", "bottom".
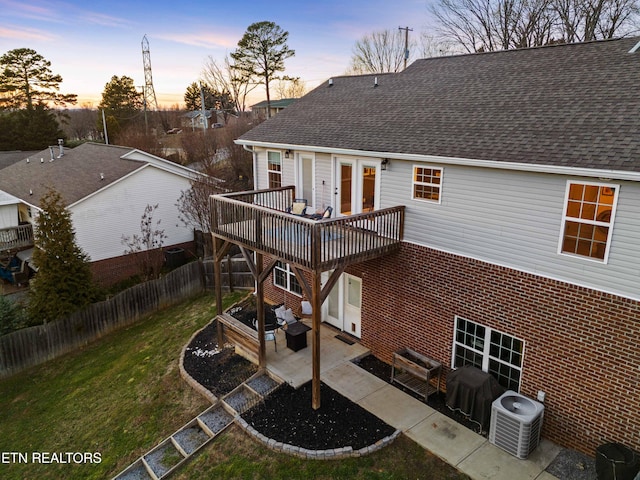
[
  {"left": 90, "top": 241, "right": 197, "bottom": 287},
  {"left": 349, "top": 242, "right": 639, "bottom": 456}
]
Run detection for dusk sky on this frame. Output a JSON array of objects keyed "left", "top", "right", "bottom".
[{"left": 0, "top": 0, "right": 431, "bottom": 108}]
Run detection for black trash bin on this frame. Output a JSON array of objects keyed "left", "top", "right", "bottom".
[
  {"left": 596, "top": 443, "right": 640, "bottom": 480},
  {"left": 164, "top": 248, "right": 185, "bottom": 269}
]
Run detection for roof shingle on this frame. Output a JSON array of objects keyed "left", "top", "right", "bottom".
[{"left": 239, "top": 38, "right": 640, "bottom": 172}]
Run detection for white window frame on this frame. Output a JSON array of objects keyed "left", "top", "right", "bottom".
[
  {"left": 412, "top": 165, "right": 443, "bottom": 204},
  {"left": 267, "top": 150, "right": 282, "bottom": 189},
  {"left": 273, "top": 261, "right": 302, "bottom": 296},
  {"left": 558, "top": 180, "right": 619, "bottom": 263},
  {"left": 451, "top": 316, "right": 524, "bottom": 392}
]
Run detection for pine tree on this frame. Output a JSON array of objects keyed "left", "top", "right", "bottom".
[{"left": 28, "top": 189, "right": 97, "bottom": 323}]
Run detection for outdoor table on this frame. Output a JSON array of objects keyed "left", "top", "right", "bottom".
[{"left": 285, "top": 322, "right": 311, "bottom": 351}]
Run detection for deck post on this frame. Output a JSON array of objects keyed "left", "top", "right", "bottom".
[
  {"left": 311, "top": 270, "right": 322, "bottom": 410},
  {"left": 256, "top": 252, "right": 266, "bottom": 367},
  {"left": 213, "top": 235, "right": 224, "bottom": 347}
]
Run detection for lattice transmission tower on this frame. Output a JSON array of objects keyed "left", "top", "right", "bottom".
[{"left": 141, "top": 35, "right": 159, "bottom": 113}]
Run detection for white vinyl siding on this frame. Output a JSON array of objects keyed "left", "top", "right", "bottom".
[
  {"left": 379, "top": 159, "right": 640, "bottom": 301},
  {"left": 70, "top": 167, "right": 192, "bottom": 262}
]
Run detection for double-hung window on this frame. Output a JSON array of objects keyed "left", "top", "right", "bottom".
[
  {"left": 452, "top": 317, "right": 524, "bottom": 391},
  {"left": 267, "top": 151, "right": 282, "bottom": 188},
  {"left": 273, "top": 261, "right": 302, "bottom": 295},
  {"left": 412, "top": 166, "right": 442, "bottom": 203},
  {"left": 559, "top": 181, "right": 618, "bottom": 262}
]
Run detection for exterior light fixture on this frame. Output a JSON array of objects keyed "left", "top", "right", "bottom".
[{"left": 381, "top": 158, "right": 390, "bottom": 170}]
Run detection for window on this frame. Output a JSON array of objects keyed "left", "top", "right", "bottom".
[
  {"left": 452, "top": 317, "right": 524, "bottom": 391},
  {"left": 273, "top": 261, "right": 302, "bottom": 295},
  {"left": 413, "top": 166, "right": 442, "bottom": 203},
  {"left": 559, "top": 181, "right": 618, "bottom": 262},
  {"left": 267, "top": 151, "right": 282, "bottom": 188}
]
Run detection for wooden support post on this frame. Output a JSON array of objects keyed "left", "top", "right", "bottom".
[
  {"left": 256, "top": 252, "right": 266, "bottom": 368},
  {"left": 311, "top": 270, "right": 322, "bottom": 410},
  {"left": 213, "top": 235, "right": 224, "bottom": 348}
]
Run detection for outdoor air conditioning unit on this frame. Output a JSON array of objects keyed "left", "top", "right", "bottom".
[{"left": 489, "top": 390, "right": 545, "bottom": 459}]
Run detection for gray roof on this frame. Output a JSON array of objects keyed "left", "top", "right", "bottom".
[
  {"left": 0, "top": 142, "right": 141, "bottom": 206},
  {"left": 239, "top": 37, "right": 640, "bottom": 172},
  {"left": 0, "top": 151, "right": 40, "bottom": 171}
]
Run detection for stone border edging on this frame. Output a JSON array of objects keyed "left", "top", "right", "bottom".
[
  {"left": 180, "top": 319, "right": 402, "bottom": 460},
  {"left": 235, "top": 416, "right": 401, "bottom": 460}
]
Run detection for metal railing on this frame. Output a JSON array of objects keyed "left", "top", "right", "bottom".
[{"left": 211, "top": 187, "right": 405, "bottom": 272}]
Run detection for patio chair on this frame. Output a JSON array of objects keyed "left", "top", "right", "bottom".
[
  {"left": 253, "top": 317, "right": 280, "bottom": 351},
  {"left": 274, "top": 305, "right": 298, "bottom": 328},
  {"left": 286, "top": 199, "right": 308, "bottom": 216},
  {"left": 309, "top": 206, "right": 333, "bottom": 220}
]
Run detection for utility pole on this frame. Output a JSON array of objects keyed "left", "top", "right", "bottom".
[{"left": 399, "top": 26, "right": 413, "bottom": 71}]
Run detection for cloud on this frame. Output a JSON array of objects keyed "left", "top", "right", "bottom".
[
  {"left": 78, "top": 12, "right": 135, "bottom": 29},
  {"left": 0, "top": 0, "right": 63, "bottom": 23},
  {"left": 157, "top": 32, "right": 236, "bottom": 49},
  {"left": 0, "top": 25, "right": 57, "bottom": 42}
]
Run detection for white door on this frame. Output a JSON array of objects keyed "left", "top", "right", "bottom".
[
  {"left": 334, "top": 157, "right": 380, "bottom": 216},
  {"left": 297, "top": 154, "right": 315, "bottom": 210},
  {"left": 323, "top": 272, "right": 362, "bottom": 338}
]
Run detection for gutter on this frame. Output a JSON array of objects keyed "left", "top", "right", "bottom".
[
  {"left": 234, "top": 139, "right": 640, "bottom": 182},
  {"left": 242, "top": 144, "right": 257, "bottom": 190}
]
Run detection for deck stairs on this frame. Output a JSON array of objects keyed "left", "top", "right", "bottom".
[{"left": 112, "top": 371, "right": 282, "bottom": 480}]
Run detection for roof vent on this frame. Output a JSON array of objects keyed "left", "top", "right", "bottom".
[
  {"left": 49, "top": 146, "right": 55, "bottom": 162},
  {"left": 328, "top": 78, "right": 333, "bottom": 87},
  {"left": 57, "top": 138, "right": 64, "bottom": 158},
  {"left": 26, "top": 158, "right": 29, "bottom": 163},
  {"left": 40, "top": 158, "right": 44, "bottom": 163},
  {"left": 374, "top": 76, "right": 378, "bottom": 87},
  {"left": 100, "top": 173, "right": 104, "bottom": 181}
]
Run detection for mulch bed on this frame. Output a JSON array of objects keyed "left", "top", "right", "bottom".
[
  {"left": 182, "top": 321, "right": 258, "bottom": 398},
  {"left": 242, "top": 381, "right": 396, "bottom": 450}
]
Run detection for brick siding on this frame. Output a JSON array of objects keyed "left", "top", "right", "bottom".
[
  {"left": 349, "top": 242, "right": 639, "bottom": 456},
  {"left": 259, "top": 243, "right": 639, "bottom": 455},
  {"left": 90, "top": 241, "right": 196, "bottom": 287}
]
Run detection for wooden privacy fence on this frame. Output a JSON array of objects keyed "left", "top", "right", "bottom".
[{"left": 0, "top": 260, "right": 208, "bottom": 379}]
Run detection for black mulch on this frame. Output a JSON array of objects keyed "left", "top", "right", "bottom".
[
  {"left": 353, "top": 354, "right": 485, "bottom": 435},
  {"left": 242, "top": 381, "right": 396, "bottom": 450},
  {"left": 182, "top": 321, "right": 258, "bottom": 398}
]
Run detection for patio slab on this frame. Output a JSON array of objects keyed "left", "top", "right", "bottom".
[
  {"left": 456, "top": 439, "right": 562, "bottom": 480},
  {"left": 321, "top": 361, "right": 388, "bottom": 402},
  {"left": 357, "top": 384, "right": 436, "bottom": 431},
  {"left": 404, "top": 410, "right": 487, "bottom": 466}
]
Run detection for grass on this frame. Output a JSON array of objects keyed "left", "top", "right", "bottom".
[{"left": 0, "top": 291, "right": 469, "bottom": 480}]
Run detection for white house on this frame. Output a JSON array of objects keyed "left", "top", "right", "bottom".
[
  {"left": 0, "top": 142, "right": 201, "bottom": 285},
  {"left": 222, "top": 37, "right": 640, "bottom": 456}
]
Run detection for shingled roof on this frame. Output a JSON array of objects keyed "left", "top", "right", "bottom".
[
  {"left": 238, "top": 37, "right": 640, "bottom": 173},
  {"left": 0, "top": 143, "right": 142, "bottom": 206}
]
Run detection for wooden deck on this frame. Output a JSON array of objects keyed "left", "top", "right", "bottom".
[
  {"left": 0, "top": 224, "right": 34, "bottom": 253},
  {"left": 210, "top": 186, "right": 405, "bottom": 273}
]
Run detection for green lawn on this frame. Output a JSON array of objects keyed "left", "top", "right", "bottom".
[{"left": 0, "top": 291, "right": 468, "bottom": 480}]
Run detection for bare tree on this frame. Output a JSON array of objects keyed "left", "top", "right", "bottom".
[
  {"left": 121, "top": 204, "right": 167, "bottom": 280},
  {"left": 273, "top": 77, "right": 307, "bottom": 99},
  {"left": 201, "top": 55, "right": 257, "bottom": 114},
  {"left": 420, "top": 32, "right": 465, "bottom": 57},
  {"left": 432, "top": 0, "right": 639, "bottom": 52},
  {"left": 348, "top": 29, "right": 414, "bottom": 74}
]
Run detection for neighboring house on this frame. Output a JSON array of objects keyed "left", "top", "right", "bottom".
[
  {"left": 0, "top": 142, "right": 201, "bottom": 286},
  {"left": 222, "top": 37, "right": 640, "bottom": 456},
  {"left": 180, "top": 110, "right": 227, "bottom": 131},
  {"left": 250, "top": 98, "right": 296, "bottom": 119}
]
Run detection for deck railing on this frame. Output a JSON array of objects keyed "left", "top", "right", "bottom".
[
  {"left": 211, "top": 186, "right": 405, "bottom": 272},
  {"left": 0, "top": 224, "right": 34, "bottom": 252}
]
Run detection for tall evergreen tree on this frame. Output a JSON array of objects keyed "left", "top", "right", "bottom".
[
  {"left": 0, "top": 48, "right": 77, "bottom": 110},
  {"left": 28, "top": 189, "right": 96, "bottom": 323},
  {"left": 231, "top": 21, "right": 295, "bottom": 118}
]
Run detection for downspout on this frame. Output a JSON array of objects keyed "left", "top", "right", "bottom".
[{"left": 242, "top": 144, "right": 257, "bottom": 190}]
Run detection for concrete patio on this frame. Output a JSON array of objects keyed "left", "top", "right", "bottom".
[{"left": 262, "top": 321, "right": 564, "bottom": 480}]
